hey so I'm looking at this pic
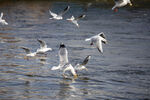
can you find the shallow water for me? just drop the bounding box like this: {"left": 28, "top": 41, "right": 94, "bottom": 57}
{"left": 0, "top": 1, "right": 150, "bottom": 100}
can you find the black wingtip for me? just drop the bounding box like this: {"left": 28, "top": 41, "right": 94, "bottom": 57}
{"left": 64, "top": 6, "right": 70, "bottom": 11}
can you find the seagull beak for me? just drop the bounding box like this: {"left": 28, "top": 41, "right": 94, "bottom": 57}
{"left": 74, "top": 74, "right": 78, "bottom": 78}
{"left": 129, "top": 3, "right": 132, "bottom": 6}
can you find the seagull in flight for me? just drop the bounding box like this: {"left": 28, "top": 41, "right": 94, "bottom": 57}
{"left": 21, "top": 47, "right": 37, "bottom": 57}
{"left": 85, "top": 32, "right": 108, "bottom": 53}
{"left": 49, "top": 6, "right": 70, "bottom": 20}
{"left": 75, "top": 55, "right": 91, "bottom": 71}
{"left": 66, "top": 14, "right": 86, "bottom": 28}
{"left": 51, "top": 43, "right": 77, "bottom": 78}
{"left": 0, "top": 12, "right": 8, "bottom": 25}
{"left": 36, "top": 39, "right": 52, "bottom": 53}
{"left": 112, "top": 0, "right": 132, "bottom": 12}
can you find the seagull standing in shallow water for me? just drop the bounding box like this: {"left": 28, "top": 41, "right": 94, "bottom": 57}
{"left": 0, "top": 12, "right": 8, "bottom": 25}
{"left": 66, "top": 15, "right": 86, "bottom": 28}
{"left": 49, "top": 6, "right": 70, "bottom": 20}
{"left": 36, "top": 39, "right": 52, "bottom": 53}
{"left": 112, "top": 0, "right": 132, "bottom": 12}
{"left": 21, "top": 47, "right": 37, "bottom": 57}
{"left": 85, "top": 32, "right": 108, "bottom": 53}
{"left": 51, "top": 43, "right": 77, "bottom": 78}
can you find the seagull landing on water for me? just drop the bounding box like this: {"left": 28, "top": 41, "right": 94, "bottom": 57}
{"left": 85, "top": 32, "right": 108, "bottom": 53}
{"left": 66, "top": 15, "right": 86, "bottom": 28}
{"left": 51, "top": 43, "right": 77, "bottom": 78}
{"left": 36, "top": 39, "right": 52, "bottom": 53}
{"left": 21, "top": 47, "right": 37, "bottom": 57}
{"left": 112, "top": 0, "right": 132, "bottom": 12}
{"left": 75, "top": 55, "right": 91, "bottom": 71}
{"left": 0, "top": 12, "right": 8, "bottom": 25}
{"left": 49, "top": 6, "right": 70, "bottom": 20}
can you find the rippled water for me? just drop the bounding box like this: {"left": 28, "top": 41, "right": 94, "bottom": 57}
{"left": 0, "top": 1, "right": 150, "bottom": 100}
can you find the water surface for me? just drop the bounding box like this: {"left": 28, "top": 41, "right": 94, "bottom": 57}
{"left": 0, "top": 0, "right": 150, "bottom": 100}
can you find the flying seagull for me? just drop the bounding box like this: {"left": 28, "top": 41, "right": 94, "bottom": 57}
{"left": 0, "top": 12, "right": 8, "bottom": 25}
{"left": 85, "top": 32, "right": 107, "bottom": 53}
{"left": 112, "top": 0, "right": 132, "bottom": 12}
{"left": 51, "top": 43, "right": 77, "bottom": 78}
{"left": 75, "top": 55, "right": 91, "bottom": 71}
{"left": 66, "top": 14, "right": 86, "bottom": 28}
{"left": 49, "top": 6, "right": 70, "bottom": 20}
{"left": 36, "top": 39, "right": 52, "bottom": 53}
{"left": 21, "top": 47, "right": 37, "bottom": 57}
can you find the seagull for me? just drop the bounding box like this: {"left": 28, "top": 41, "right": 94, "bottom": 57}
{"left": 0, "top": 12, "right": 8, "bottom": 25}
{"left": 49, "top": 6, "right": 70, "bottom": 20}
{"left": 112, "top": 0, "right": 132, "bottom": 12}
{"left": 51, "top": 43, "right": 77, "bottom": 78}
{"left": 66, "top": 15, "right": 86, "bottom": 28}
{"left": 21, "top": 47, "right": 37, "bottom": 57}
{"left": 75, "top": 55, "right": 91, "bottom": 71}
{"left": 36, "top": 39, "right": 52, "bottom": 53}
{"left": 85, "top": 32, "right": 107, "bottom": 53}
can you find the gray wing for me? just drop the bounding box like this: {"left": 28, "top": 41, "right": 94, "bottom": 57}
{"left": 21, "top": 47, "right": 31, "bottom": 54}
{"left": 81, "top": 55, "right": 91, "bottom": 66}
{"left": 37, "top": 39, "right": 46, "bottom": 48}
{"left": 114, "top": 0, "right": 124, "bottom": 4}
{"left": 75, "top": 14, "right": 86, "bottom": 20}
{"left": 59, "top": 6, "right": 70, "bottom": 16}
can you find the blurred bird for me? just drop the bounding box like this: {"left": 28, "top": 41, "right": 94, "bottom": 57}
{"left": 36, "top": 39, "right": 52, "bottom": 53}
{"left": 21, "top": 47, "right": 37, "bottom": 57}
{"left": 112, "top": 0, "right": 132, "bottom": 12}
{"left": 85, "top": 32, "right": 107, "bottom": 53}
{"left": 49, "top": 6, "right": 70, "bottom": 20}
{"left": 66, "top": 14, "right": 86, "bottom": 28}
{"left": 0, "top": 12, "right": 8, "bottom": 25}
{"left": 51, "top": 43, "right": 77, "bottom": 78}
{"left": 75, "top": 55, "right": 91, "bottom": 71}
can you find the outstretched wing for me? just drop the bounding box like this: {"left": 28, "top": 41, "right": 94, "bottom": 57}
{"left": 96, "top": 38, "right": 103, "bottom": 53}
{"left": 81, "top": 55, "right": 91, "bottom": 66}
{"left": 59, "top": 6, "right": 70, "bottom": 16}
{"left": 0, "top": 12, "right": 3, "bottom": 19}
{"left": 49, "top": 10, "right": 57, "bottom": 17}
{"left": 37, "top": 39, "right": 46, "bottom": 48}
{"left": 75, "top": 14, "right": 86, "bottom": 20}
{"left": 99, "top": 32, "right": 107, "bottom": 44}
{"left": 21, "top": 47, "right": 31, "bottom": 54}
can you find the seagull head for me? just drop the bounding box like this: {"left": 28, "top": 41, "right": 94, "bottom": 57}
{"left": 60, "top": 43, "right": 65, "bottom": 48}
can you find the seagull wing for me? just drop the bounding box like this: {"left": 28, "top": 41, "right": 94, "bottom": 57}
{"left": 37, "top": 39, "right": 46, "bottom": 48}
{"left": 21, "top": 47, "right": 31, "bottom": 54}
{"left": 96, "top": 38, "right": 103, "bottom": 53}
{"left": 49, "top": 10, "right": 57, "bottom": 17}
{"left": 0, "top": 12, "right": 3, "bottom": 19}
{"left": 59, "top": 6, "right": 70, "bottom": 16}
{"left": 99, "top": 32, "right": 107, "bottom": 44}
{"left": 75, "top": 14, "right": 86, "bottom": 20}
{"left": 81, "top": 55, "right": 91, "bottom": 66}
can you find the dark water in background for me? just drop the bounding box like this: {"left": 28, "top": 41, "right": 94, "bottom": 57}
{"left": 0, "top": 0, "right": 150, "bottom": 100}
